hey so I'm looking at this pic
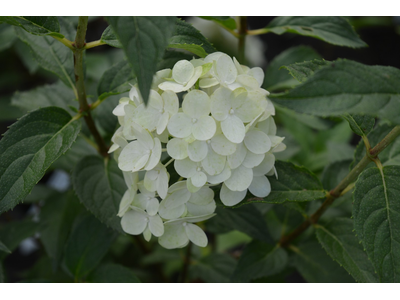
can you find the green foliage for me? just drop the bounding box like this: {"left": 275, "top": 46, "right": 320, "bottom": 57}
{"left": 353, "top": 166, "right": 400, "bottom": 282}
{"left": 0, "top": 24, "right": 17, "bottom": 52}
{"left": 106, "top": 16, "right": 176, "bottom": 104}
{"left": 265, "top": 16, "right": 367, "bottom": 48}
{"left": 0, "top": 16, "right": 61, "bottom": 37}
{"left": 0, "top": 240, "right": 11, "bottom": 253}
{"left": 199, "top": 16, "right": 237, "bottom": 30}
{"left": 100, "top": 26, "right": 122, "bottom": 48}
{"left": 72, "top": 156, "right": 126, "bottom": 232}
{"left": 315, "top": 218, "right": 379, "bottom": 283}
{"left": 189, "top": 253, "right": 237, "bottom": 283}
{"left": 64, "top": 213, "right": 118, "bottom": 280}
{"left": 232, "top": 242, "right": 288, "bottom": 282}
{"left": 168, "top": 19, "right": 216, "bottom": 57}
{"left": 88, "top": 263, "right": 140, "bottom": 283}
{"left": 321, "top": 159, "right": 353, "bottom": 190}
{"left": 0, "top": 107, "right": 80, "bottom": 214}
{"left": 271, "top": 59, "right": 400, "bottom": 125}
{"left": 342, "top": 114, "right": 375, "bottom": 137}
{"left": 282, "top": 59, "right": 330, "bottom": 83}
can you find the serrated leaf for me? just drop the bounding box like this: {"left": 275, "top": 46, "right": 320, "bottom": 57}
{"left": 100, "top": 26, "right": 122, "bottom": 48}
{"left": 342, "top": 114, "right": 375, "bottom": 137}
{"left": 14, "top": 17, "right": 76, "bottom": 90}
{"left": 276, "top": 106, "right": 332, "bottom": 131}
{"left": 157, "top": 50, "right": 193, "bottom": 70}
{"left": 199, "top": 16, "right": 237, "bottom": 30}
{"left": 88, "top": 263, "right": 140, "bottom": 283}
{"left": 0, "top": 240, "right": 11, "bottom": 253}
{"left": 292, "top": 240, "right": 355, "bottom": 283}
{"left": 316, "top": 218, "right": 379, "bottom": 283}
{"left": 97, "top": 59, "right": 136, "bottom": 101}
{"left": 282, "top": 59, "right": 330, "bottom": 83}
{"left": 353, "top": 166, "right": 400, "bottom": 282}
{"left": 64, "top": 213, "right": 117, "bottom": 280}
{"left": 0, "top": 24, "right": 17, "bottom": 52}
{"left": 190, "top": 253, "right": 237, "bottom": 283}
{"left": 168, "top": 19, "right": 216, "bottom": 57}
{"left": 72, "top": 156, "right": 126, "bottom": 232}
{"left": 0, "top": 16, "right": 61, "bottom": 37}
{"left": 264, "top": 16, "right": 367, "bottom": 48}
{"left": 207, "top": 204, "right": 273, "bottom": 243}
{"left": 11, "top": 81, "right": 77, "bottom": 113}
{"left": 264, "top": 45, "right": 322, "bottom": 92}
{"left": 270, "top": 59, "right": 400, "bottom": 124}
{"left": 0, "top": 107, "right": 81, "bottom": 214}
{"left": 231, "top": 242, "right": 288, "bottom": 283}
{"left": 106, "top": 16, "right": 176, "bottom": 104}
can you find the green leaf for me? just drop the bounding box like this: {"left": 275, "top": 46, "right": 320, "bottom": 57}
{"left": 190, "top": 253, "right": 237, "bottom": 283}
{"left": 264, "top": 16, "right": 367, "bottom": 48}
{"left": 282, "top": 59, "right": 330, "bottom": 83}
{"left": 276, "top": 106, "right": 332, "bottom": 131}
{"left": 0, "top": 16, "right": 61, "bottom": 37}
{"left": 88, "top": 263, "right": 140, "bottom": 283}
{"left": 292, "top": 240, "right": 355, "bottom": 282}
{"left": 0, "top": 219, "right": 40, "bottom": 259}
{"left": 11, "top": 81, "right": 77, "bottom": 113}
{"left": 40, "top": 192, "right": 83, "bottom": 271}
{"left": 342, "top": 114, "right": 375, "bottom": 137}
{"left": 321, "top": 159, "right": 353, "bottom": 190}
{"left": 353, "top": 166, "right": 400, "bottom": 282}
{"left": 0, "top": 262, "right": 4, "bottom": 283}
{"left": 100, "top": 26, "right": 122, "bottom": 48}
{"left": 315, "top": 218, "right": 379, "bottom": 283}
{"left": 14, "top": 39, "right": 40, "bottom": 74}
{"left": 14, "top": 17, "right": 76, "bottom": 90}
{"left": 64, "top": 213, "right": 117, "bottom": 280}
{"left": 106, "top": 16, "right": 176, "bottom": 104}
{"left": 207, "top": 204, "right": 273, "bottom": 243}
{"left": 92, "top": 94, "right": 121, "bottom": 137}
{"left": 0, "top": 240, "right": 11, "bottom": 253}
{"left": 199, "top": 16, "right": 237, "bottom": 30}
{"left": 0, "top": 107, "right": 81, "bottom": 214}
{"left": 97, "top": 59, "right": 136, "bottom": 101}
{"left": 168, "top": 19, "right": 216, "bottom": 58}
{"left": 72, "top": 156, "right": 126, "bottom": 232}
{"left": 0, "top": 24, "right": 17, "bottom": 52}
{"left": 264, "top": 46, "right": 322, "bottom": 92}
{"left": 157, "top": 50, "right": 193, "bottom": 70}
{"left": 231, "top": 242, "right": 288, "bottom": 283}
{"left": 270, "top": 59, "right": 400, "bottom": 125}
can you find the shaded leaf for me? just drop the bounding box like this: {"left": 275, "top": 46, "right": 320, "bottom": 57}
{"left": 88, "top": 263, "right": 140, "bottom": 283}
{"left": 321, "top": 159, "right": 353, "bottom": 190}
{"left": 190, "top": 253, "right": 237, "bottom": 283}
{"left": 0, "top": 240, "right": 11, "bottom": 253}
{"left": 282, "top": 59, "right": 330, "bottom": 83}
{"left": 199, "top": 16, "right": 237, "bottom": 30}
{"left": 100, "top": 26, "right": 122, "bottom": 48}
{"left": 0, "top": 16, "right": 61, "bottom": 37}
{"left": 343, "top": 113, "right": 375, "bottom": 137}
{"left": 0, "top": 24, "right": 17, "bottom": 52}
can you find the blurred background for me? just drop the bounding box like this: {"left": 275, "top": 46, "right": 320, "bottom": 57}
{"left": 1, "top": 16, "right": 400, "bottom": 282}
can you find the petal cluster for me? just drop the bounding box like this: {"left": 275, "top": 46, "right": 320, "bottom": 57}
{"left": 110, "top": 52, "right": 285, "bottom": 249}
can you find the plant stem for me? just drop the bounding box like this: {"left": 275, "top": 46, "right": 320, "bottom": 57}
{"left": 180, "top": 242, "right": 192, "bottom": 283}
{"left": 85, "top": 40, "right": 106, "bottom": 49}
{"left": 73, "top": 17, "right": 109, "bottom": 157}
{"left": 237, "top": 16, "right": 247, "bottom": 64}
{"left": 51, "top": 36, "right": 75, "bottom": 50}
{"left": 247, "top": 28, "right": 270, "bottom": 36}
{"left": 279, "top": 125, "right": 400, "bottom": 247}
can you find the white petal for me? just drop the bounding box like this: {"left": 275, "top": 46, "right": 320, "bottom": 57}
{"left": 121, "top": 210, "right": 147, "bottom": 235}
{"left": 220, "top": 183, "right": 247, "bottom": 206}
{"left": 148, "top": 214, "right": 164, "bottom": 237}
{"left": 253, "top": 152, "right": 275, "bottom": 176}
{"left": 148, "top": 89, "right": 163, "bottom": 110}
{"left": 158, "top": 203, "right": 186, "bottom": 220}
{"left": 234, "top": 97, "right": 262, "bottom": 123}
{"left": 192, "top": 116, "right": 216, "bottom": 141}
{"left": 242, "top": 151, "right": 265, "bottom": 168}
{"left": 199, "top": 77, "right": 219, "bottom": 88}
{"left": 215, "top": 55, "right": 237, "bottom": 85}
{"left": 174, "top": 158, "right": 197, "bottom": 178}
{"left": 167, "top": 181, "right": 187, "bottom": 194}
{"left": 210, "top": 87, "right": 231, "bottom": 121}
{"left": 108, "top": 143, "right": 120, "bottom": 153}
{"left": 129, "top": 86, "right": 142, "bottom": 105}
{"left": 156, "top": 169, "right": 169, "bottom": 199}
{"left": 244, "top": 130, "right": 271, "bottom": 154}
{"left": 187, "top": 201, "right": 216, "bottom": 217}
{"left": 182, "top": 66, "right": 202, "bottom": 90}
{"left": 158, "top": 223, "right": 188, "bottom": 249}
{"left": 224, "top": 165, "right": 253, "bottom": 191}
{"left": 190, "top": 171, "right": 207, "bottom": 187}
{"left": 211, "top": 134, "right": 237, "bottom": 156}
{"left": 272, "top": 142, "right": 286, "bottom": 153}
{"left": 167, "top": 113, "right": 193, "bottom": 138}
{"left": 227, "top": 142, "right": 247, "bottom": 169}
{"left": 187, "top": 140, "right": 208, "bottom": 162}
{"left": 182, "top": 90, "right": 211, "bottom": 118}
{"left": 184, "top": 223, "right": 208, "bottom": 247}
{"left": 133, "top": 104, "right": 160, "bottom": 132}
{"left": 145, "top": 138, "right": 162, "bottom": 170}
{"left": 132, "top": 193, "right": 149, "bottom": 210}
{"left": 248, "top": 67, "right": 264, "bottom": 87}
{"left": 167, "top": 138, "right": 188, "bottom": 160}
{"left": 270, "top": 136, "right": 285, "bottom": 148}
{"left": 177, "top": 213, "right": 216, "bottom": 223}
{"left": 189, "top": 186, "right": 214, "bottom": 205}
{"left": 123, "top": 171, "right": 138, "bottom": 190}
{"left": 112, "top": 98, "right": 129, "bottom": 116}
{"left": 158, "top": 81, "right": 185, "bottom": 93}
{"left": 201, "top": 146, "right": 226, "bottom": 176}
{"left": 221, "top": 115, "right": 245, "bottom": 143}
{"left": 133, "top": 124, "right": 154, "bottom": 149}
{"left": 173, "top": 60, "right": 194, "bottom": 84}
{"left": 162, "top": 90, "right": 179, "bottom": 115}
{"left": 249, "top": 175, "right": 271, "bottom": 197}
{"left": 118, "top": 141, "right": 149, "bottom": 172}
{"left": 186, "top": 178, "right": 202, "bottom": 193}
{"left": 236, "top": 74, "right": 260, "bottom": 90}
{"left": 144, "top": 171, "right": 157, "bottom": 192}
{"left": 118, "top": 189, "right": 135, "bottom": 217}
{"left": 143, "top": 227, "right": 152, "bottom": 242}
{"left": 257, "top": 116, "right": 277, "bottom": 135}
{"left": 206, "top": 164, "right": 232, "bottom": 184}
{"left": 156, "top": 112, "right": 170, "bottom": 135}
{"left": 146, "top": 198, "right": 160, "bottom": 216}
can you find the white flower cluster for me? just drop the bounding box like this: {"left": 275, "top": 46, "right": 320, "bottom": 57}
{"left": 110, "top": 52, "right": 285, "bottom": 249}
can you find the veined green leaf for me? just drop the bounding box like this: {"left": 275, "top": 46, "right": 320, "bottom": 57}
{"left": 353, "top": 166, "right": 400, "bottom": 282}
{"left": 316, "top": 218, "right": 379, "bottom": 283}
{"left": 72, "top": 156, "right": 126, "bottom": 232}
{"left": 0, "top": 16, "right": 61, "bottom": 37}
{"left": 342, "top": 114, "right": 375, "bottom": 137}
{"left": 88, "top": 263, "right": 140, "bottom": 283}
{"left": 231, "top": 242, "right": 288, "bottom": 283}
{"left": 270, "top": 59, "right": 400, "bottom": 125}
{"left": 189, "top": 253, "right": 237, "bottom": 283}
{"left": 264, "top": 16, "right": 367, "bottom": 48}
{"left": 321, "top": 159, "right": 352, "bottom": 190}
{"left": 282, "top": 59, "right": 330, "bottom": 83}
{"left": 199, "top": 16, "right": 237, "bottom": 30}
{"left": 0, "top": 24, "right": 17, "bottom": 52}
{"left": 100, "top": 26, "right": 122, "bottom": 48}
{"left": 0, "top": 107, "right": 80, "bottom": 214}
{"left": 106, "top": 16, "right": 176, "bottom": 104}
